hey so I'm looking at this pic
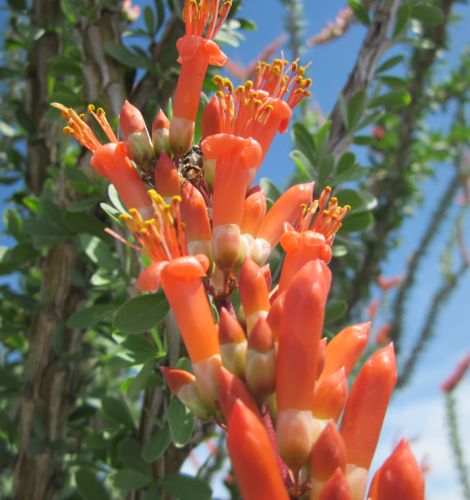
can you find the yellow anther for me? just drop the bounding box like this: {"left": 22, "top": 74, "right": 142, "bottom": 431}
{"left": 87, "top": 104, "right": 96, "bottom": 113}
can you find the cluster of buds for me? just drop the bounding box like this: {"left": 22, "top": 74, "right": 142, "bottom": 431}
{"left": 53, "top": 1, "right": 425, "bottom": 498}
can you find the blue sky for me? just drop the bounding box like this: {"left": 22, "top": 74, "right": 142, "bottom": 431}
{"left": 1, "top": 1, "right": 469, "bottom": 497}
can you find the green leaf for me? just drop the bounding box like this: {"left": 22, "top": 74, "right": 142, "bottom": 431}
{"left": 158, "top": 474, "right": 212, "bottom": 500}
{"left": 117, "top": 438, "right": 151, "bottom": 474}
{"left": 142, "top": 424, "right": 171, "bottom": 463}
{"left": 0, "top": 244, "right": 37, "bottom": 275}
{"left": 113, "top": 293, "right": 169, "bottom": 334}
{"left": 393, "top": 4, "right": 411, "bottom": 38}
{"left": 127, "top": 359, "right": 157, "bottom": 397}
{"left": 154, "top": 0, "right": 165, "bottom": 31}
{"left": 348, "top": 0, "right": 370, "bottom": 25}
{"left": 167, "top": 398, "right": 194, "bottom": 447}
{"left": 411, "top": 5, "right": 444, "bottom": 26}
{"left": 289, "top": 150, "right": 314, "bottom": 179}
{"left": 114, "top": 469, "right": 152, "bottom": 491}
{"left": 81, "top": 235, "right": 120, "bottom": 273}
{"left": 335, "top": 189, "right": 377, "bottom": 213}
{"left": 369, "top": 91, "right": 411, "bottom": 108}
{"left": 325, "top": 299, "right": 348, "bottom": 322}
{"left": 105, "top": 42, "right": 150, "bottom": 70}
{"left": 376, "top": 55, "right": 404, "bottom": 74}
{"left": 76, "top": 468, "right": 110, "bottom": 500}
{"left": 144, "top": 6, "right": 156, "bottom": 34}
{"left": 102, "top": 396, "right": 135, "bottom": 429}
{"left": 318, "top": 154, "right": 335, "bottom": 187}
{"left": 292, "top": 122, "right": 316, "bottom": 164}
{"left": 313, "top": 121, "right": 331, "bottom": 159}
{"left": 377, "top": 75, "right": 408, "bottom": 90}
{"left": 67, "top": 304, "right": 115, "bottom": 329}
{"left": 346, "top": 90, "right": 367, "bottom": 132}
{"left": 108, "top": 184, "right": 127, "bottom": 214}
{"left": 340, "top": 211, "right": 374, "bottom": 233}
{"left": 65, "top": 211, "right": 107, "bottom": 237}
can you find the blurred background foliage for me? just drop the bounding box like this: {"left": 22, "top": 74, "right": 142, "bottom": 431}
{"left": 0, "top": 0, "right": 469, "bottom": 498}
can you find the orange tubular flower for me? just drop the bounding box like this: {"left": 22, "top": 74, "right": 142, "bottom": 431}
{"left": 238, "top": 257, "right": 270, "bottom": 332}
{"left": 170, "top": 0, "right": 232, "bottom": 156}
{"left": 52, "top": 102, "right": 152, "bottom": 217}
{"left": 210, "top": 59, "right": 312, "bottom": 171}
{"left": 251, "top": 182, "right": 314, "bottom": 265}
{"left": 321, "top": 322, "right": 370, "bottom": 380}
{"left": 340, "top": 343, "right": 397, "bottom": 497}
{"left": 369, "top": 440, "right": 425, "bottom": 500}
{"left": 201, "top": 134, "right": 261, "bottom": 269}
{"left": 160, "top": 257, "right": 221, "bottom": 408}
{"left": 250, "top": 58, "right": 312, "bottom": 164}
{"left": 276, "top": 260, "right": 331, "bottom": 471}
{"left": 278, "top": 186, "right": 350, "bottom": 291}
{"left": 120, "top": 191, "right": 219, "bottom": 408}
{"left": 227, "top": 400, "right": 289, "bottom": 500}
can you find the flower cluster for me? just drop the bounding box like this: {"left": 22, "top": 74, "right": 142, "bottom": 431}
{"left": 54, "top": 1, "right": 425, "bottom": 498}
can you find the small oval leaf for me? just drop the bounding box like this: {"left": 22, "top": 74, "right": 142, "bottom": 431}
{"left": 113, "top": 293, "right": 169, "bottom": 334}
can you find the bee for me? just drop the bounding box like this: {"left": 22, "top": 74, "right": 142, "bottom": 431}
{"left": 178, "top": 143, "right": 204, "bottom": 184}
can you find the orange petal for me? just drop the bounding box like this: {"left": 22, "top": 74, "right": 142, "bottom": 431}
{"left": 340, "top": 343, "right": 397, "bottom": 469}
{"left": 219, "top": 367, "right": 260, "bottom": 421}
{"left": 160, "top": 257, "right": 218, "bottom": 363}
{"left": 321, "top": 322, "right": 370, "bottom": 379}
{"left": 312, "top": 368, "right": 347, "bottom": 422}
{"left": 370, "top": 439, "right": 425, "bottom": 500}
{"left": 318, "top": 468, "right": 352, "bottom": 500}
{"left": 154, "top": 152, "right": 180, "bottom": 197}
{"left": 257, "top": 182, "right": 314, "bottom": 248}
{"left": 276, "top": 260, "right": 331, "bottom": 411}
{"left": 311, "top": 422, "right": 347, "bottom": 482}
{"left": 241, "top": 186, "right": 267, "bottom": 236}
{"left": 119, "top": 99, "right": 147, "bottom": 138}
{"left": 227, "top": 400, "right": 289, "bottom": 500}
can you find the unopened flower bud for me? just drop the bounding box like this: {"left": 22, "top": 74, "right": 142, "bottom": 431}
{"left": 313, "top": 367, "right": 347, "bottom": 422}
{"left": 170, "top": 116, "right": 194, "bottom": 157}
{"left": 152, "top": 109, "right": 170, "bottom": 154}
{"left": 218, "top": 308, "right": 247, "bottom": 378}
{"left": 202, "top": 95, "right": 222, "bottom": 140}
{"left": 246, "top": 317, "right": 275, "bottom": 401}
{"left": 276, "top": 409, "right": 315, "bottom": 472}
{"left": 212, "top": 224, "right": 241, "bottom": 270}
{"left": 192, "top": 354, "right": 222, "bottom": 411}
{"left": 154, "top": 151, "right": 180, "bottom": 198}
{"left": 161, "top": 367, "right": 211, "bottom": 419}
{"left": 238, "top": 257, "right": 270, "bottom": 333}
{"left": 119, "top": 100, "right": 147, "bottom": 138}
{"left": 128, "top": 131, "right": 155, "bottom": 174}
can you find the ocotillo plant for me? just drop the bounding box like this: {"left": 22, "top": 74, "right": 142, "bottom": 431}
{"left": 51, "top": 1, "right": 426, "bottom": 498}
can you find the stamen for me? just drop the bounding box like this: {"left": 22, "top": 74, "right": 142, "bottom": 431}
{"left": 295, "top": 187, "right": 350, "bottom": 244}
{"left": 119, "top": 190, "right": 188, "bottom": 263}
